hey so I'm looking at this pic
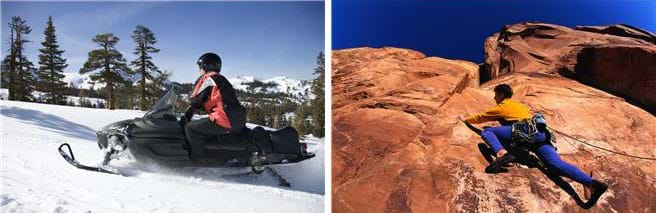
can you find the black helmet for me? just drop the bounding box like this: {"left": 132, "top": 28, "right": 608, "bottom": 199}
{"left": 197, "top": 52, "right": 222, "bottom": 72}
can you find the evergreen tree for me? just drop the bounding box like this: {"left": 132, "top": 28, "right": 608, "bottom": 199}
{"left": 36, "top": 16, "right": 68, "bottom": 104}
{"left": 77, "top": 89, "right": 88, "bottom": 107}
{"left": 114, "top": 81, "right": 136, "bottom": 109}
{"left": 1, "top": 16, "right": 36, "bottom": 101}
{"left": 250, "top": 106, "right": 267, "bottom": 125}
{"left": 310, "top": 52, "right": 325, "bottom": 137}
{"left": 0, "top": 55, "right": 8, "bottom": 88}
{"left": 80, "top": 33, "right": 133, "bottom": 109}
{"left": 11, "top": 55, "right": 37, "bottom": 102}
{"left": 279, "top": 113, "right": 289, "bottom": 127}
{"left": 293, "top": 102, "right": 311, "bottom": 136}
{"left": 130, "top": 25, "right": 160, "bottom": 110}
{"left": 147, "top": 70, "right": 170, "bottom": 107}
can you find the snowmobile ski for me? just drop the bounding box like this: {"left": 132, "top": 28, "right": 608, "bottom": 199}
{"left": 58, "top": 143, "right": 122, "bottom": 175}
{"left": 265, "top": 167, "right": 291, "bottom": 187}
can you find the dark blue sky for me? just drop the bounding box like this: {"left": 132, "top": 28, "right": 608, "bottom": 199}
{"left": 2, "top": 1, "right": 324, "bottom": 83}
{"left": 333, "top": 0, "right": 656, "bottom": 63}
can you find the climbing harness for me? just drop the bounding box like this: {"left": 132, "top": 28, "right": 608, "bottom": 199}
{"left": 510, "top": 113, "right": 548, "bottom": 147}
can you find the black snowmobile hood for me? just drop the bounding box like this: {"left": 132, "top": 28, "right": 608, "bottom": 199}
{"left": 96, "top": 86, "right": 182, "bottom": 148}
{"left": 97, "top": 119, "right": 133, "bottom": 149}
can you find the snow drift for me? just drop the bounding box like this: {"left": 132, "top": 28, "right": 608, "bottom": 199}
{"left": 1, "top": 100, "right": 324, "bottom": 212}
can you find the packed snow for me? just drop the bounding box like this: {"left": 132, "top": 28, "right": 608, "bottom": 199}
{"left": 0, "top": 100, "right": 324, "bottom": 212}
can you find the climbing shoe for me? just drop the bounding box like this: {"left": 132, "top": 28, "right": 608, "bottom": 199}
{"left": 585, "top": 179, "right": 608, "bottom": 208}
{"left": 485, "top": 153, "right": 515, "bottom": 173}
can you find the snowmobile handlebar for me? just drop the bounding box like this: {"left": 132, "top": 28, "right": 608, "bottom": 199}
{"left": 183, "top": 106, "right": 194, "bottom": 121}
{"left": 178, "top": 106, "right": 194, "bottom": 127}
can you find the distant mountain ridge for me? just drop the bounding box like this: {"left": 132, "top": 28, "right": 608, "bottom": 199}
{"left": 63, "top": 73, "right": 314, "bottom": 102}
{"left": 229, "top": 75, "right": 314, "bottom": 102}
{"left": 62, "top": 73, "right": 105, "bottom": 90}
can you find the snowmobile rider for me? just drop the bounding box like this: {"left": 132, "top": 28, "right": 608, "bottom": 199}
{"left": 181, "top": 53, "right": 266, "bottom": 165}
{"left": 458, "top": 84, "right": 607, "bottom": 206}
{"left": 182, "top": 52, "right": 245, "bottom": 134}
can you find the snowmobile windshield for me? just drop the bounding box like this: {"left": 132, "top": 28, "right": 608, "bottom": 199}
{"left": 144, "top": 87, "right": 179, "bottom": 120}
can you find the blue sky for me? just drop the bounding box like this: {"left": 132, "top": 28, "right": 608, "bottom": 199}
{"left": 1, "top": 1, "right": 324, "bottom": 83}
{"left": 333, "top": 0, "right": 656, "bottom": 63}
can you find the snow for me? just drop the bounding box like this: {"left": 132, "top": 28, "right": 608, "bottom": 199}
{"left": 64, "top": 96, "right": 106, "bottom": 107}
{"left": 60, "top": 73, "right": 314, "bottom": 102}
{"left": 228, "top": 76, "right": 314, "bottom": 100}
{"left": 62, "top": 72, "right": 105, "bottom": 90}
{"left": 30, "top": 91, "right": 106, "bottom": 107}
{"left": 0, "top": 100, "right": 324, "bottom": 212}
{"left": 0, "top": 89, "right": 7, "bottom": 100}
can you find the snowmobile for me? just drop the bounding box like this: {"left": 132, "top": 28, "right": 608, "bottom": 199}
{"left": 58, "top": 86, "right": 315, "bottom": 184}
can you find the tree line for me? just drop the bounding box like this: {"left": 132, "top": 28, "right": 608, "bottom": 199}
{"left": 1, "top": 15, "right": 324, "bottom": 137}
{"left": 250, "top": 52, "right": 324, "bottom": 137}
{"left": 1, "top": 16, "right": 167, "bottom": 110}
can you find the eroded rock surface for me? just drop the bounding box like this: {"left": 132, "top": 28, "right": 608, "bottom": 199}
{"left": 482, "top": 22, "right": 656, "bottom": 114}
{"left": 332, "top": 47, "right": 656, "bottom": 213}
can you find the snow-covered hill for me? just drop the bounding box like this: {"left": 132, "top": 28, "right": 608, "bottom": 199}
{"left": 62, "top": 73, "right": 314, "bottom": 101}
{"left": 62, "top": 73, "right": 105, "bottom": 90}
{"left": 0, "top": 100, "right": 324, "bottom": 212}
{"left": 31, "top": 91, "right": 107, "bottom": 108}
{"left": 229, "top": 76, "right": 314, "bottom": 100}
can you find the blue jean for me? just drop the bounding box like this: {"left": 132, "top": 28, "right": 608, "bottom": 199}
{"left": 481, "top": 125, "right": 593, "bottom": 185}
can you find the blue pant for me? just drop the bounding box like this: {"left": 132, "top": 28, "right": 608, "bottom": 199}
{"left": 481, "top": 125, "right": 593, "bottom": 185}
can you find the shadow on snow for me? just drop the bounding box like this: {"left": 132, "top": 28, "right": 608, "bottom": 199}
{"left": 1, "top": 106, "right": 96, "bottom": 141}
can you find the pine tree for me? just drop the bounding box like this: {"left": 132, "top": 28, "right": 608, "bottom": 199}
{"left": 114, "top": 81, "right": 135, "bottom": 109}
{"left": 80, "top": 33, "right": 133, "bottom": 109}
{"left": 18, "top": 56, "right": 36, "bottom": 102}
{"left": 130, "top": 25, "right": 160, "bottom": 110}
{"left": 1, "top": 16, "right": 36, "bottom": 101}
{"left": 0, "top": 55, "right": 8, "bottom": 88}
{"left": 147, "top": 70, "right": 170, "bottom": 107}
{"left": 78, "top": 89, "right": 88, "bottom": 107}
{"left": 279, "top": 113, "right": 289, "bottom": 127}
{"left": 36, "top": 16, "right": 68, "bottom": 104}
{"left": 310, "top": 52, "right": 325, "bottom": 137}
{"left": 293, "top": 102, "right": 311, "bottom": 136}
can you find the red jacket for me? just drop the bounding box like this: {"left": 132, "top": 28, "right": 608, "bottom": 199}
{"left": 191, "top": 72, "right": 232, "bottom": 129}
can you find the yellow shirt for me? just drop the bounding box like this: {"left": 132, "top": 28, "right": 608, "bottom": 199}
{"left": 465, "top": 99, "right": 532, "bottom": 124}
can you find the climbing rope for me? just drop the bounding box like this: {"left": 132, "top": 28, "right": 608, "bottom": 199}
{"left": 547, "top": 127, "right": 656, "bottom": 161}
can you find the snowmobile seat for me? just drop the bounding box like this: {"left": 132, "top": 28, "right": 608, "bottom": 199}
{"left": 250, "top": 127, "right": 274, "bottom": 153}
{"left": 270, "top": 126, "right": 301, "bottom": 154}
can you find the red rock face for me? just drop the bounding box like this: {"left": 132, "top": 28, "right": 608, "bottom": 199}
{"left": 332, "top": 47, "right": 656, "bottom": 212}
{"left": 482, "top": 22, "right": 656, "bottom": 114}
